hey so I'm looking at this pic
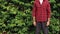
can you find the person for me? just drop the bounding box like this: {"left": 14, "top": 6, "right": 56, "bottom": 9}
{"left": 32, "top": 0, "right": 51, "bottom": 34}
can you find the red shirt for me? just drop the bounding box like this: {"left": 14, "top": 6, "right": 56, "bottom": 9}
{"left": 32, "top": 0, "right": 51, "bottom": 22}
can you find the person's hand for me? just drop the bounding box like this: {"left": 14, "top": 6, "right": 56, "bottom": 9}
{"left": 33, "top": 17, "right": 36, "bottom": 26}
{"left": 33, "top": 21, "right": 36, "bottom": 26}
{"left": 46, "top": 18, "right": 50, "bottom": 26}
{"left": 46, "top": 21, "right": 50, "bottom": 26}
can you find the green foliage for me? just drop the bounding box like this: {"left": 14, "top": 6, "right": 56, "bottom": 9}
{"left": 0, "top": 0, "right": 60, "bottom": 34}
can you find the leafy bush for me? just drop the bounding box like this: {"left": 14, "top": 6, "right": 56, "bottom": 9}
{"left": 0, "top": 0, "right": 60, "bottom": 34}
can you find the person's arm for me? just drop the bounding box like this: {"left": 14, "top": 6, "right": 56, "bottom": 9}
{"left": 46, "top": 1, "right": 51, "bottom": 26}
{"left": 32, "top": 2, "right": 36, "bottom": 26}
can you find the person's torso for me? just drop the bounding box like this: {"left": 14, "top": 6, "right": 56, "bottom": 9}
{"left": 35, "top": 0, "right": 48, "bottom": 22}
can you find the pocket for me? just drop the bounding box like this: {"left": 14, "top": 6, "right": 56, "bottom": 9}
{"left": 43, "top": 5, "right": 46, "bottom": 7}
{"left": 36, "top": 3, "right": 41, "bottom": 7}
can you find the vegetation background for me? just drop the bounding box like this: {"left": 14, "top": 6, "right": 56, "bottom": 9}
{"left": 0, "top": 0, "right": 60, "bottom": 34}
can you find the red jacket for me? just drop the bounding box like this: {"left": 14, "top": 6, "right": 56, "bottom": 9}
{"left": 32, "top": 0, "right": 51, "bottom": 22}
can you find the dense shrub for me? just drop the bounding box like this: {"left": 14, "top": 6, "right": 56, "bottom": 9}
{"left": 0, "top": 0, "right": 60, "bottom": 34}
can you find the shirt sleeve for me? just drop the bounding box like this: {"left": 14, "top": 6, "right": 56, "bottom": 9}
{"left": 46, "top": 1, "right": 51, "bottom": 18}
{"left": 32, "top": 2, "right": 36, "bottom": 17}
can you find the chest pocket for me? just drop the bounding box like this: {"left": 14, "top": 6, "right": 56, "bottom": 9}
{"left": 42, "top": 5, "right": 47, "bottom": 8}
{"left": 35, "top": 2, "right": 41, "bottom": 8}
